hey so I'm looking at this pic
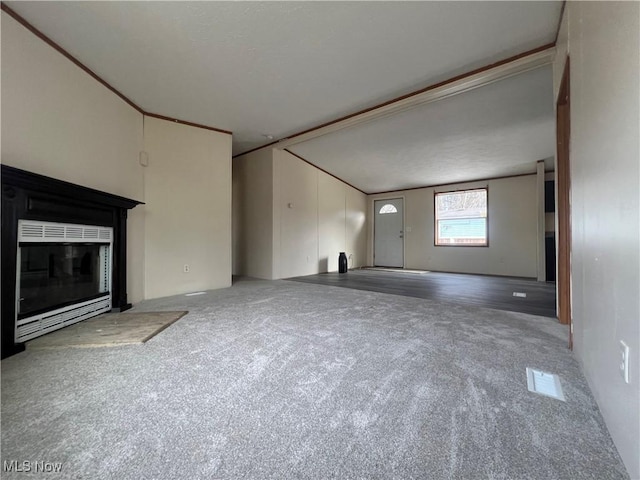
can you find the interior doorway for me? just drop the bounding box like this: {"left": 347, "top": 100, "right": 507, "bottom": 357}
{"left": 374, "top": 198, "right": 404, "bottom": 268}
{"left": 556, "top": 58, "right": 572, "bottom": 348}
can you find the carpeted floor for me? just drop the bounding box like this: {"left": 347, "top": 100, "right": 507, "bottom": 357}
{"left": 0, "top": 278, "right": 629, "bottom": 479}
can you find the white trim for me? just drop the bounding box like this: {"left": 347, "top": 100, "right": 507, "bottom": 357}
{"left": 18, "top": 220, "right": 113, "bottom": 244}
{"left": 16, "top": 295, "right": 111, "bottom": 342}
{"left": 378, "top": 204, "right": 398, "bottom": 214}
{"left": 373, "top": 197, "right": 405, "bottom": 268}
{"left": 99, "top": 245, "right": 112, "bottom": 292}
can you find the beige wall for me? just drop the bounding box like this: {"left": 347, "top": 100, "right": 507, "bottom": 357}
{"left": 143, "top": 117, "right": 232, "bottom": 299}
{"left": 552, "top": 7, "right": 569, "bottom": 102}
{"left": 554, "top": 3, "right": 640, "bottom": 477}
{"left": 346, "top": 185, "right": 368, "bottom": 269}
{"left": 1, "top": 12, "right": 146, "bottom": 302}
{"left": 318, "top": 169, "right": 367, "bottom": 272}
{"left": 234, "top": 148, "right": 367, "bottom": 279}
{"left": 274, "top": 150, "right": 320, "bottom": 278}
{"left": 232, "top": 149, "right": 274, "bottom": 279}
{"left": 367, "top": 175, "right": 538, "bottom": 277}
{"left": 274, "top": 150, "right": 368, "bottom": 278}
{"left": 318, "top": 172, "right": 346, "bottom": 273}
{"left": 2, "top": 13, "right": 233, "bottom": 303}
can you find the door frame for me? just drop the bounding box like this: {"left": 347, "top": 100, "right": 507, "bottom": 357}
{"left": 373, "top": 197, "right": 405, "bottom": 268}
{"left": 556, "top": 57, "right": 572, "bottom": 349}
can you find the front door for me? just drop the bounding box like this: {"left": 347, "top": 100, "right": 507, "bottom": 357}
{"left": 374, "top": 198, "right": 404, "bottom": 267}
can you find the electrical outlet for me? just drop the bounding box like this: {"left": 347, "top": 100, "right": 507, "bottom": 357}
{"left": 620, "top": 341, "right": 630, "bottom": 384}
{"left": 183, "top": 264, "right": 190, "bottom": 273}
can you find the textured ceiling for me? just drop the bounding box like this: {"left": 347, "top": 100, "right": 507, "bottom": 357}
{"left": 290, "top": 66, "right": 555, "bottom": 193}
{"left": 4, "top": 1, "right": 561, "bottom": 190}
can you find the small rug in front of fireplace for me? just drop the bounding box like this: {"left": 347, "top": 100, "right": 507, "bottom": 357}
{"left": 25, "top": 311, "right": 188, "bottom": 350}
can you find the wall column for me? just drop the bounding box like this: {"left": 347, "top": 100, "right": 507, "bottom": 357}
{"left": 536, "top": 161, "right": 546, "bottom": 281}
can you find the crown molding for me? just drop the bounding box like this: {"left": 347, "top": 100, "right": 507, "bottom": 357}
{"left": 1, "top": 2, "right": 232, "bottom": 136}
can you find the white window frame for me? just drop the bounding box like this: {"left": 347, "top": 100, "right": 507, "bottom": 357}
{"left": 434, "top": 187, "right": 488, "bottom": 247}
{"left": 378, "top": 204, "right": 398, "bottom": 214}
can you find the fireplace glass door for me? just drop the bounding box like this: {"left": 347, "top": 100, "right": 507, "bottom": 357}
{"left": 18, "top": 243, "right": 110, "bottom": 318}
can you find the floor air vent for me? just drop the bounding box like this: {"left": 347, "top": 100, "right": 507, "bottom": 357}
{"left": 526, "top": 368, "right": 566, "bottom": 401}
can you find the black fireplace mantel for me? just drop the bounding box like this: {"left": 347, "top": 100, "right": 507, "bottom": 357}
{"left": 1, "top": 164, "right": 143, "bottom": 359}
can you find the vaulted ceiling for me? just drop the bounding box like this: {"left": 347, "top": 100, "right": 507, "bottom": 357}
{"left": 4, "top": 1, "right": 563, "bottom": 193}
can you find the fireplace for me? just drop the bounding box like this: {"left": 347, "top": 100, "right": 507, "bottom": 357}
{"left": 16, "top": 220, "right": 114, "bottom": 342}
{"left": 1, "top": 165, "right": 142, "bottom": 358}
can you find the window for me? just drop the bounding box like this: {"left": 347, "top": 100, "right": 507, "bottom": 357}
{"left": 435, "top": 188, "right": 487, "bottom": 246}
{"left": 378, "top": 204, "right": 398, "bottom": 214}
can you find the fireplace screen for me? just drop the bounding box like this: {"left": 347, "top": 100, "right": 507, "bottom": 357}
{"left": 18, "top": 244, "right": 110, "bottom": 318}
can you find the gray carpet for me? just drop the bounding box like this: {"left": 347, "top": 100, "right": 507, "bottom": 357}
{"left": 1, "top": 278, "right": 628, "bottom": 479}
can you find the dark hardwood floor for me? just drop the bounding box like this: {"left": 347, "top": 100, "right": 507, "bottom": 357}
{"left": 289, "top": 269, "right": 557, "bottom": 318}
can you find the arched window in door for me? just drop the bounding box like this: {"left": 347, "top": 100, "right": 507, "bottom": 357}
{"left": 378, "top": 204, "right": 398, "bottom": 214}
